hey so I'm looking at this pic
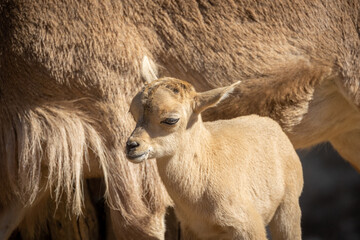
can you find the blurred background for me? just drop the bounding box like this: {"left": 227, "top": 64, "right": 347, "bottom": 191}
{"left": 299, "top": 143, "right": 360, "bottom": 240}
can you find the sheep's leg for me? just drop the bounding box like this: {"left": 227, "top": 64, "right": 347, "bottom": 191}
{"left": 109, "top": 208, "right": 166, "bottom": 240}
{"left": 231, "top": 220, "right": 268, "bottom": 239}
{"left": 180, "top": 224, "right": 200, "bottom": 240}
{"left": 226, "top": 207, "right": 268, "bottom": 240}
{"left": 268, "top": 197, "right": 302, "bottom": 240}
{"left": 330, "top": 129, "right": 360, "bottom": 172}
{"left": 0, "top": 201, "right": 26, "bottom": 240}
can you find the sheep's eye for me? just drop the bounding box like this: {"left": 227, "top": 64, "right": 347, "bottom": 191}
{"left": 161, "top": 118, "right": 179, "bottom": 125}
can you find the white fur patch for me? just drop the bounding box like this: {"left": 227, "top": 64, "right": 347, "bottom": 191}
{"left": 219, "top": 81, "right": 241, "bottom": 102}
{"left": 141, "top": 55, "right": 158, "bottom": 82}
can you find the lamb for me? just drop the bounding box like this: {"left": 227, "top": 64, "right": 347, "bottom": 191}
{"left": 125, "top": 77, "right": 303, "bottom": 240}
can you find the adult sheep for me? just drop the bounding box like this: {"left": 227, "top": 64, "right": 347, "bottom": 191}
{"left": 0, "top": 0, "right": 359, "bottom": 239}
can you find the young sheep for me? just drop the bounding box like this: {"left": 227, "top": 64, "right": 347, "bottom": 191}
{"left": 126, "top": 77, "right": 303, "bottom": 240}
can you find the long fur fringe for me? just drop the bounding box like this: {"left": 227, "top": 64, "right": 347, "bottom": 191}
{"left": 0, "top": 93, "right": 171, "bottom": 238}
{"left": 0, "top": 100, "right": 110, "bottom": 215}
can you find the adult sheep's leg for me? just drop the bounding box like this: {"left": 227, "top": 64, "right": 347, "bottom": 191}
{"left": 180, "top": 224, "right": 200, "bottom": 240}
{"left": 46, "top": 181, "right": 99, "bottom": 240}
{"left": 97, "top": 100, "right": 172, "bottom": 240}
{"left": 268, "top": 197, "right": 302, "bottom": 240}
{"left": 1, "top": 188, "right": 50, "bottom": 239}
{"left": 106, "top": 152, "right": 170, "bottom": 240}
{"left": 0, "top": 201, "right": 26, "bottom": 240}
{"left": 330, "top": 130, "right": 360, "bottom": 172}
{"left": 330, "top": 70, "right": 360, "bottom": 169}
{"left": 109, "top": 208, "right": 166, "bottom": 240}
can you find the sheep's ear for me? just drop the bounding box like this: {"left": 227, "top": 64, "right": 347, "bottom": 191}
{"left": 141, "top": 55, "right": 158, "bottom": 82}
{"left": 194, "top": 81, "right": 241, "bottom": 113}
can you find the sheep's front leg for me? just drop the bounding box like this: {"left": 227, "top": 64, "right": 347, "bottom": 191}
{"left": 330, "top": 129, "right": 360, "bottom": 172}
{"left": 225, "top": 206, "right": 268, "bottom": 240}
{"left": 268, "top": 197, "right": 302, "bottom": 240}
{"left": 0, "top": 201, "right": 26, "bottom": 239}
{"left": 180, "top": 224, "right": 201, "bottom": 240}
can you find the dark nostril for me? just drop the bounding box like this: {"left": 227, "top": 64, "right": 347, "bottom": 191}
{"left": 126, "top": 140, "right": 139, "bottom": 150}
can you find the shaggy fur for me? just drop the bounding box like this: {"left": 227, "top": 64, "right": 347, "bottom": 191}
{"left": 0, "top": 0, "right": 359, "bottom": 238}
{"left": 0, "top": 1, "right": 171, "bottom": 239}
{"left": 126, "top": 78, "right": 303, "bottom": 239}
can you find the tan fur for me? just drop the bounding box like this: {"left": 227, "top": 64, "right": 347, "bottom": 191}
{"left": 0, "top": 0, "right": 359, "bottom": 238}
{"left": 126, "top": 78, "right": 303, "bottom": 240}
{"left": 0, "top": 1, "right": 172, "bottom": 237}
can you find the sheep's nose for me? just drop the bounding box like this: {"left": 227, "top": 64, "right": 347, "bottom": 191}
{"left": 126, "top": 140, "right": 139, "bottom": 151}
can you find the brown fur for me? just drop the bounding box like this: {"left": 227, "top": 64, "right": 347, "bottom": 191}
{"left": 0, "top": 0, "right": 359, "bottom": 238}
{"left": 126, "top": 78, "right": 303, "bottom": 240}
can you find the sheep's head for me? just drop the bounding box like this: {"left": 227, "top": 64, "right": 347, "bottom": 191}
{"left": 126, "top": 77, "right": 239, "bottom": 163}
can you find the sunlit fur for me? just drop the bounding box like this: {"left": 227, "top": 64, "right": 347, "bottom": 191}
{"left": 127, "top": 78, "right": 303, "bottom": 240}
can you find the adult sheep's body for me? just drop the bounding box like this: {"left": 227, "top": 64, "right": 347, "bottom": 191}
{"left": 0, "top": 0, "right": 359, "bottom": 239}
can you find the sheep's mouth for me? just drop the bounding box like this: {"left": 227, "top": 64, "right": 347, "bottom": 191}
{"left": 126, "top": 151, "right": 149, "bottom": 163}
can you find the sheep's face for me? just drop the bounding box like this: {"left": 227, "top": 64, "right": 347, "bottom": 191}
{"left": 125, "top": 77, "right": 239, "bottom": 163}
{"left": 126, "top": 78, "right": 197, "bottom": 163}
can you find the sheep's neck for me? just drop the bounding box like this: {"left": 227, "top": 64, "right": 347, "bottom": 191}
{"left": 156, "top": 123, "right": 212, "bottom": 204}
